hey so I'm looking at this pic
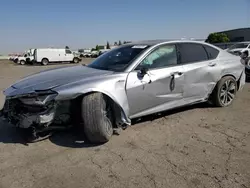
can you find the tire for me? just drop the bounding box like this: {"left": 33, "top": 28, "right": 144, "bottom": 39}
{"left": 81, "top": 93, "right": 114, "bottom": 143}
{"left": 20, "top": 60, "right": 26, "bottom": 65}
{"left": 41, "top": 58, "right": 49, "bottom": 66}
{"left": 211, "top": 76, "right": 237, "bottom": 107}
{"left": 73, "top": 57, "right": 79, "bottom": 64}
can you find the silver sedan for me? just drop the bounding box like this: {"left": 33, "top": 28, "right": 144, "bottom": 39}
{"left": 0, "top": 40, "right": 246, "bottom": 143}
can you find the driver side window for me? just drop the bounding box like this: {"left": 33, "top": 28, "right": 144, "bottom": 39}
{"left": 136, "top": 44, "right": 178, "bottom": 70}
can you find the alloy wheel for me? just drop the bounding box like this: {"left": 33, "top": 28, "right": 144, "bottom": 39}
{"left": 219, "top": 80, "right": 236, "bottom": 106}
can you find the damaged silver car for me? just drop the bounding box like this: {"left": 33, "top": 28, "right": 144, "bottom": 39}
{"left": 0, "top": 40, "right": 246, "bottom": 143}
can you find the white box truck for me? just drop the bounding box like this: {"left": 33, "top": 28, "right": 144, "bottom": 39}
{"left": 33, "top": 48, "right": 81, "bottom": 65}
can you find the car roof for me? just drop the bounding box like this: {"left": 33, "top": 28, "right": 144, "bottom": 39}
{"left": 123, "top": 39, "right": 221, "bottom": 50}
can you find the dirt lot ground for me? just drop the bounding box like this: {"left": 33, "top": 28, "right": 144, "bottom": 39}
{"left": 0, "top": 60, "right": 249, "bottom": 188}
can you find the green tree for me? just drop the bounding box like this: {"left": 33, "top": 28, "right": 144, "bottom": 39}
{"left": 123, "top": 41, "right": 131, "bottom": 44}
{"left": 118, "top": 40, "right": 122, "bottom": 45}
{"left": 106, "top": 41, "right": 110, "bottom": 49}
{"left": 205, "top": 33, "right": 230, "bottom": 43}
{"left": 65, "top": 46, "right": 69, "bottom": 49}
{"left": 95, "top": 45, "right": 100, "bottom": 51}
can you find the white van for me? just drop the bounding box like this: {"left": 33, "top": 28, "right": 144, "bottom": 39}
{"left": 33, "top": 48, "right": 80, "bottom": 65}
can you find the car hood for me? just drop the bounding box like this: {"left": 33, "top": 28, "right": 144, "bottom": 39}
{"left": 4, "top": 65, "right": 113, "bottom": 97}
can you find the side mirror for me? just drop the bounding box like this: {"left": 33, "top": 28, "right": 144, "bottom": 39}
{"left": 241, "top": 50, "right": 249, "bottom": 59}
{"left": 138, "top": 67, "right": 148, "bottom": 77}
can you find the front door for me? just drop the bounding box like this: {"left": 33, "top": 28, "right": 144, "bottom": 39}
{"left": 65, "top": 49, "right": 73, "bottom": 62}
{"left": 126, "top": 44, "right": 185, "bottom": 118}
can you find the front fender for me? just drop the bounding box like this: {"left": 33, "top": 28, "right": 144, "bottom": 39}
{"left": 53, "top": 78, "right": 130, "bottom": 123}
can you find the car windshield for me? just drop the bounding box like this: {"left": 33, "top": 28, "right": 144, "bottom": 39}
{"left": 87, "top": 45, "right": 150, "bottom": 72}
{"left": 228, "top": 43, "right": 249, "bottom": 50}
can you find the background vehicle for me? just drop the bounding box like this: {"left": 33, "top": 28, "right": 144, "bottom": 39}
{"left": 98, "top": 49, "right": 110, "bottom": 57}
{"left": 16, "top": 53, "right": 29, "bottom": 65}
{"left": 226, "top": 42, "right": 250, "bottom": 56}
{"left": 17, "top": 49, "right": 35, "bottom": 65}
{"left": 33, "top": 48, "right": 81, "bottom": 65}
{"left": 12, "top": 49, "right": 35, "bottom": 65}
{"left": 91, "top": 50, "right": 99, "bottom": 58}
{"left": 13, "top": 54, "right": 22, "bottom": 63}
{"left": 79, "top": 49, "right": 92, "bottom": 58}
{"left": 1, "top": 40, "right": 246, "bottom": 144}
{"left": 241, "top": 50, "right": 250, "bottom": 78}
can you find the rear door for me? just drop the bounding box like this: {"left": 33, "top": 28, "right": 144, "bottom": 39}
{"left": 177, "top": 42, "right": 220, "bottom": 101}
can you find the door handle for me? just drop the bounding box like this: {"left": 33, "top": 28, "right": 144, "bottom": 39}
{"left": 208, "top": 62, "right": 216, "bottom": 67}
{"left": 170, "top": 71, "right": 183, "bottom": 76}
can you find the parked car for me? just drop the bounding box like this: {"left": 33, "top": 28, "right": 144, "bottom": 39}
{"left": 0, "top": 40, "right": 246, "bottom": 143}
{"left": 17, "top": 51, "right": 34, "bottom": 65}
{"left": 91, "top": 50, "right": 99, "bottom": 58}
{"left": 80, "top": 52, "right": 92, "bottom": 58}
{"left": 226, "top": 42, "right": 250, "bottom": 56}
{"left": 240, "top": 50, "right": 250, "bottom": 78}
{"left": 12, "top": 49, "right": 35, "bottom": 65}
{"left": 32, "top": 48, "right": 81, "bottom": 65}
{"left": 13, "top": 55, "right": 22, "bottom": 63}
{"left": 9, "top": 55, "right": 16, "bottom": 61}
{"left": 16, "top": 53, "right": 29, "bottom": 65}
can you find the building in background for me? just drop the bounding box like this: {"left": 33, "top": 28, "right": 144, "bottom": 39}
{"left": 217, "top": 28, "right": 250, "bottom": 42}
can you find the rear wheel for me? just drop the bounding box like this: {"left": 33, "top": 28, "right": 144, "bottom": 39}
{"left": 41, "top": 58, "right": 49, "bottom": 66}
{"left": 211, "top": 76, "right": 237, "bottom": 107}
{"left": 80, "top": 93, "right": 114, "bottom": 143}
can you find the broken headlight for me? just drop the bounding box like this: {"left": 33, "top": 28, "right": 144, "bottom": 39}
{"left": 18, "top": 90, "right": 58, "bottom": 106}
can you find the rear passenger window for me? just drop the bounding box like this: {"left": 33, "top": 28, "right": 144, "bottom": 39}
{"left": 178, "top": 43, "right": 208, "bottom": 64}
{"left": 203, "top": 45, "right": 219, "bottom": 59}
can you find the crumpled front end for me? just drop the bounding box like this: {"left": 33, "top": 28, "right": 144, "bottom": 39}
{"left": 0, "top": 90, "right": 73, "bottom": 141}
{"left": 1, "top": 98, "right": 56, "bottom": 128}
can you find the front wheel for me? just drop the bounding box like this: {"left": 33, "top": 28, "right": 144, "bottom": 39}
{"left": 20, "top": 60, "right": 26, "bottom": 65}
{"left": 72, "top": 57, "right": 79, "bottom": 63}
{"left": 211, "top": 76, "right": 237, "bottom": 107}
{"left": 81, "top": 93, "right": 114, "bottom": 143}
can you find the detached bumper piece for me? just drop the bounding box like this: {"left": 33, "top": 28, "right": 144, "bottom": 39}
{"left": 1, "top": 99, "right": 72, "bottom": 142}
